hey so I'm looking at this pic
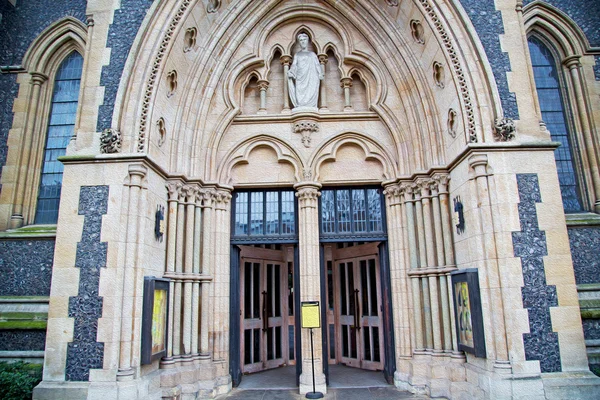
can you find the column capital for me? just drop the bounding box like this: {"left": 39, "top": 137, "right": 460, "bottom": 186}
{"left": 294, "top": 182, "right": 321, "bottom": 204}
{"left": 318, "top": 53, "right": 328, "bottom": 64}
{"left": 280, "top": 55, "right": 292, "bottom": 66}
{"left": 182, "top": 184, "right": 197, "bottom": 202}
{"left": 257, "top": 79, "right": 269, "bottom": 90}
{"left": 200, "top": 188, "right": 217, "bottom": 208}
{"left": 29, "top": 71, "right": 48, "bottom": 85}
{"left": 166, "top": 181, "right": 183, "bottom": 201}
{"left": 468, "top": 153, "right": 490, "bottom": 178}
{"left": 433, "top": 173, "right": 450, "bottom": 194}
{"left": 562, "top": 55, "right": 581, "bottom": 69}
{"left": 415, "top": 178, "right": 432, "bottom": 197}
{"left": 215, "top": 188, "right": 232, "bottom": 210}
{"left": 340, "top": 77, "right": 353, "bottom": 88}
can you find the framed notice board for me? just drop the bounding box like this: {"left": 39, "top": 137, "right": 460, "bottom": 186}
{"left": 451, "top": 268, "right": 486, "bottom": 358}
{"left": 301, "top": 301, "right": 320, "bottom": 328}
{"left": 141, "top": 277, "right": 170, "bottom": 364}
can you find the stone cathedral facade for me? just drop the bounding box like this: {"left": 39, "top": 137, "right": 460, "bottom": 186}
{"left": 0, "top": 0, "right": 599, "bottom": 399}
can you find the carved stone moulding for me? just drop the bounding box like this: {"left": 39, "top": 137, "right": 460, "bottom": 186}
{"left": 447, "top": 109, "right": 457, "bottom": 138}
{"left": 493, "top": 117, "right": 516, "bottom": 141}
{"left": 100, "top": 128, "right": 122, "bottom": 154}
{"left": 410, "top": 20, "right": 425, "bottom": 45}
{"left": 293, "top": 119, "right": 319, "bottom": 148}
{"left": 433, "top": 61, "right": 445, "bottom": 89}
{"left": 183, "top": 27, "right": 197, "bottom": 52}
{"left": 156, "top": 118, "right": 167, "bottom": 147}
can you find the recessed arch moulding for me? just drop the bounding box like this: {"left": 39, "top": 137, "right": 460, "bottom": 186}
{"left": 115, "top": 0, "right": 500, "bottom": 184}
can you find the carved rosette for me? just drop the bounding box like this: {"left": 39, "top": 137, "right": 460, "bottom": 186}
{"left": 100, "top": 128, "right": 122, "bottom": 154}
{"left": 493, "top": 118, "right": 516, "bottom": 141}
{"left": 293, "top": 120, "right": 319, "bottom": 148}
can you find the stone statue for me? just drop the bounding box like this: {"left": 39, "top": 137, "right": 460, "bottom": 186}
{"left": 288, "top": 33, "right": 323, "bottom": 112}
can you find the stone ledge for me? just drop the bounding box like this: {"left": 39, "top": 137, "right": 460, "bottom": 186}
{"left": 33, "top": 381, "right": 89, "bottom": 400}
{"left": 0, "top": 225, "right": 57, "bottom": 238}
{"left": 541, "top": 371, "right": 600, "bottom": 400}
{"left": 566, "top": 213, "right": 600, "bottom": 227}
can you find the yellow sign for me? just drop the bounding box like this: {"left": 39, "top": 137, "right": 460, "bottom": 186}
{"left": 301, "top": 301, "right": 320, "bottom": 328}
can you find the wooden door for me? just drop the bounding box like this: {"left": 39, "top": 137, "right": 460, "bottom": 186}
{"left": 332, "top": 243, "right": 384, "bottom": 371}
{"left": 240, "top": 246, "right": 294, "bottom": 374}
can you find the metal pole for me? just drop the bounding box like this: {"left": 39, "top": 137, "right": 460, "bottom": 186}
{"left": 306, "top": 327, "right": 323, "bottom": 399}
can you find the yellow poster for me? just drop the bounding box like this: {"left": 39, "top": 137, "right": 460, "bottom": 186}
{"left": 301, "top": 302, "right": 320, "bottom": 328}
{"left": 151, "top": 289, "right": 167, "bottom": 354}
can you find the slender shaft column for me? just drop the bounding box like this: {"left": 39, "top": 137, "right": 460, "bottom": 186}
{"left": 564, "top": 56, "right": 600, "bottom": 212}
{"left": 469, "top": 154, "right": 509, "bottom": 368}
{"left": 414, "top": 184, "right": 432, "bottom": 351}
{"left": 280, "top": 55, "right": 292, "bottom": 113}
{"left": 431, "top": 178, "right": 451, "bottom": 352}
{"left": 182, "top": 185, "right": 195, "bottom": 360}
{"left": 384, "top": 184, "right": 411, "bottom": 357}
{"left": 402, "top": 184, "right": 424, "bottom": 351}
{"left": 163, "top": 182, "right": 181, "bottom": 364}
{"left": 294, "top": 182, "right": 327, "bottom": 395}
{"left": 199, "top": 190, "right": 214, "bottom": 360}
{"left": 318, "top": 54, "right": 328, "bottom": 112}
{"left": 172, "top": 189, "right": 186, "bottom": 358}
{"left": 420, "top": 181, "right": 442, "bottom": 353}
{"left": 212, "top": 188, "right": 232, "bottom": 361}
{"left": 118, "top": 164, "right": 147, "bottom": 379}
{"left": 340, "top": 77, "right": 353, "bottom": 111}
{"left": 257, "top": 79, "right": 269, "bottom": 114}
{"left": 192, "top": 188, "right": 203, "bottom": 358}
{"left": 10, "top": 72, "right": 47, "bottom": 228}
{"left": 437, "top": 175, "right": 460, "bottom": 354}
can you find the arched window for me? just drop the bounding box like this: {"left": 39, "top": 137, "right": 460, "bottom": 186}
{"left": 0, "top": 17, "right": 86, "bottom": 230}
{"left": 528, "top": 37, "right": 582, "bottom": 213}
{"left": 34, "top": 52, "right": 83, "bottom": 224}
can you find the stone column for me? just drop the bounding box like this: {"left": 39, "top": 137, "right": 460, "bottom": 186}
{"left": 431, "top": 178, "right": 452, "bottom": 352}
{"left": 402, "top": 183, "right": 424, "bottom": 352}
{"left": 117, "top": 164, "right": 147, "bottom": 379}
{"left": 163, "top": 181, "right": 181, "bottom": 365}
{"left": 173, "top": 186, "right": 186, "bottom": 358}
{"left": 469, "top": 154, "right": 510, "bottom": 370}
{"left": 414, "top": 183, "right": 433, "bottom": 351}
{"left": 257, "top": 79, "right": 269, "bottom": 115}
{"left": 563, "top": 56, "right": 600, "bottom": 213}
{"left": 340, "top": 77, "right": 353, "bottom": 111}
{"left": 10, "top": 72, "right": 47, "bottom": 228}
{"left": 212, "top": 188, "right": 232, "bottom": 361}
{"left": 420, "top": 180, "right": 442, "bottom": 354}
{"left": 294, "top": 182, "right": 326, "bottom": 395}
{"left": 182, "top": 185, "right": 196, "bottom": 361}
{"left": 384, "top": 183, "right": 412, "bottom": 357}
{"left": 280, "top": 55, "right": 292, "bottom": 113}
{"left": 192, "top": 187, "right": 203, "bottom": 358}
{"left": 318, "top": 54, "right": 328, "bottom": 112}
{"left": 199, "top": 189, "right": 214, "bottom": 360}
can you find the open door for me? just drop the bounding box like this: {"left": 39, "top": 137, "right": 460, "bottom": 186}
{"left": 330, "top": 242, "right": 384, "bottom": 371}
{"left": 239, "top": 245, "right": 296, "bottom": 374}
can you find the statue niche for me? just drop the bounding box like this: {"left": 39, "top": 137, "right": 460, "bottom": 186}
{"left": 288, "top": 33, "right": 323, "bottom": 112}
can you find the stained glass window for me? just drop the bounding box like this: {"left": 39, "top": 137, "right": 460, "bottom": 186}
{"left": 34, "top": 52, "right": 83, "bottom": 224}
{"left": 528, "top": 37, "right": 582, "bottom": 212}
{"left": 232, "top": 190, "right": 296, "bottom": 241}
{"left": 320, "top": 187, "right": 385, "bottom": 238}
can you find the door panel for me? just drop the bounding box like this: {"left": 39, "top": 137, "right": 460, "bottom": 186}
{"left": 331, "top": 243, "right": 384, "bottom": 371}
{"left": 240, "top": 246, "right": 294, "bottom": 374}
